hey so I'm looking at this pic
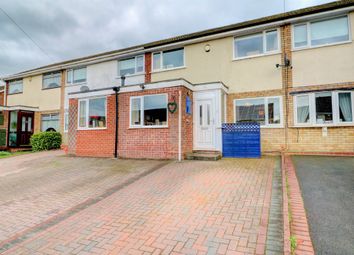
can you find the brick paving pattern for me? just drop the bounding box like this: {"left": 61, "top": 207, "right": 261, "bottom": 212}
{"left": 284, "top": 156, "right": 314, "bottom": 255}
{"left": 0, "top": 152, "right": 164, "bottom": 243}
{"left": 3, "top": 157, "right": 276, "bottom": 255}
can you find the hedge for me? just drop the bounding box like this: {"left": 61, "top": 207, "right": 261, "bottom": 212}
{"left": 30, "top": 132, "right": 62, "bottom": 152}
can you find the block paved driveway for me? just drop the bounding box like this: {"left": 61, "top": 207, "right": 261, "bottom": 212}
{"left": 0, "top": 152, "right": 278, "bottom": 255}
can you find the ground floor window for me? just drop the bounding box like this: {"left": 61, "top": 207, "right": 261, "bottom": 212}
{"left": 234, "top": 96, "right": 282, "bottom": 127}
{"left": 78, "top": 97, "right": 107, "bottom": 129}
{"left": 294, "top": 91, "right": 354, "bottom": 126}
{"left": 130, "top": 94, "right": 168, "bottom": 127}
{"left": 41, "top": 113, "right": 60, "bottom": 131}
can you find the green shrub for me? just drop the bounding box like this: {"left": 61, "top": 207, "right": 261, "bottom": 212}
{"left": 30, "top": 132, "right": 62, "bottom": 152}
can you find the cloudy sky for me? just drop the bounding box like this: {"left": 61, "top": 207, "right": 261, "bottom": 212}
{"left": 0, "top": 0, "right": 335, "bottom": 76}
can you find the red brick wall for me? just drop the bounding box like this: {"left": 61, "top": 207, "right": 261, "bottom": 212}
{"left": 144, "top": 52, "right": 152, "bottom": 83}
{"left": 0, "top": 91, "right": 4, "bottom": 106}
{"left": 68, "top": 95, "right": 116, "bottom": 157}
{"left": 118, "top": 86, "right": 193, "bottom": 159}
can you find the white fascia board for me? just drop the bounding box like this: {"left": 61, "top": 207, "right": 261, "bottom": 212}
{"left": 0, "top": 105, "right": 40, "bottom": 111}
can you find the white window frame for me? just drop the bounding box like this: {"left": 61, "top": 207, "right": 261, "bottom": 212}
{"left": 66, "top": 67, "right": 87, "bottom": 85}
{"left": 64, "top": 109, "right": 69, "bottom": 133}
{"left": 152, "top": 48, "right": 185, "bottom": 72}
{"left": 292, "top": 15, "right": 352, "bottom": 50}
{"left": 117, "top": 55, "right": 145, "bottom": 77}
{"left": 77, "top": 96, "right": 107, "bottom": 130}
{"left": 129, "top": 93, "right": 168, "bottom": 128}
{"left": 42, "top": 71, "right": 61, "bottom": 89}
{"left": 233, "top": 28, "right": 281, "bottom": 60}
{"left": 293, "top": 91, "right": 354, "bottom": 127}
{"left": 8, "top": 79, "right": 23, "bottom": 94}
{"left": 41, "top": 113, "right": 60, "bottom": 132}
{"left": 233, "top": 96, "right": 283, "bottom": 128}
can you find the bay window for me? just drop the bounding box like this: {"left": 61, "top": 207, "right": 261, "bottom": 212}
{"left": 234, "top": 96, "right": 282, "bottom": 127}
{"left": 8, "top": 80, "right": 23, "bottom": 94}
{"left": 67, "top": 67, "right": 87, "bottom": 84}
{"left": 43, "top": 72, "right": 61, "bottom": 89}
{"left": 130, "top": 94, "right": 168, "bottom": 127}
{"left": 293, "top": 16, "right": 350, "bottom": 49}
{"left": 118, "top": 55, "right": 144, "bottom": 76}
{"left": 78, "top": 97, "right": 107, "bottom": 129}
{"left": 294, "top": 91, "right": 354, "bottom": 126}
{"left": 234, "top": 29, "right": 279, "bottom": 58}
{"left": 152, "top": 48, "right": 184, "bottom": 71}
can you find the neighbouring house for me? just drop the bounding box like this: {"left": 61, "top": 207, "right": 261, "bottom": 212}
{"left": 1, "top": 1, "right": 354, "bottom": 158}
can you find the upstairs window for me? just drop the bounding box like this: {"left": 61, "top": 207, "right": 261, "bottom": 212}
{"left": 234, "top": 96, "right": 282, "bottom": 127}
{"left": 130, "top": 94, "right": 168, "bottom": 127}
{"left": 67, "top": 67, "right": 86, "bottom": 84}
{"left": 43, "top": 72, "right": 61, "bottom": 89}
{"left": 118, "top": 55, "right": 144, "bottom": 76}
{"left": 8, "top": 79, "right": 23, "bottom": 94}
{"left": 234, "top": 29, "right": 279, "bottom": 58}
{"left": 153, "top": 48, "right": 184, "bottom": 71}
{"left": 293, "top": 16, "right": 350, "bottom": 49}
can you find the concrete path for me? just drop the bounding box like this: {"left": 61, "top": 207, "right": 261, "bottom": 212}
{"left": 1, "top": 156, "right": 278, "bottom": 255}
{"left": 292, "top": 156, "right": 354, "bottom": 255}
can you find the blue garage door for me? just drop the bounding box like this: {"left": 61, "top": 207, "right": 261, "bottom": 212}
{"left": 222, "top": 123, "right": 261, "bottom": 158}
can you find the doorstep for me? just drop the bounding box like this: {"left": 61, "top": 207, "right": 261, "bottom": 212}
{"left": 186, "top": 150, "right": 222, "bottom": 161}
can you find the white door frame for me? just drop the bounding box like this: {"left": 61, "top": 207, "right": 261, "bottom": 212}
{"left": 193, "top": 90, "right": 222, "bottom": 151}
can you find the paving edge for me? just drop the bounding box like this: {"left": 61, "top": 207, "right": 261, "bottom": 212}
{"left": 0, "top": 160, "right": 171, "bottom": 253}
{"left": 283, "top": 155, "right": 315, "bottom": 255}
{"left": 281, "top": 155, "right": 291, "bottom": 255}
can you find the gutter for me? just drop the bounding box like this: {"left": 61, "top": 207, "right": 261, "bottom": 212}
{"left": 2, "top": 6, "right": 354, "bottom": 81}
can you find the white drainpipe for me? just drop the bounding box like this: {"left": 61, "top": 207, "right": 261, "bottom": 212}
{"left": 178, "top": 89, "right": 182, "bottom": 162}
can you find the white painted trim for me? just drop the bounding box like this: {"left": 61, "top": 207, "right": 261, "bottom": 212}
{"left": 77, "top": 96, "right": 108, "bottom": 130}
{"left": 233, "top": 95, "right": 284, "bottom": 128}
{"left": 293, "top": 91, "right": 354, "bottom": 127}
{"left": 0, "top": 105, "right": 40, "bottom": 111}
{"left": 291, "top": 14, "right": 352, "bottom": 51}
{"left": 129, "top": 93, "right": 169, "bottom": 128}
{"left": 68, "top": 79, "right": 228, "bottom": 100}
{"left": 178, "top": 90, "right": 182, "bottom": 161}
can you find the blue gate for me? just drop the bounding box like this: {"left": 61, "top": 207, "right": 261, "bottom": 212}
{"left": 222, "top": 123, "right": 261, "bottom": 158}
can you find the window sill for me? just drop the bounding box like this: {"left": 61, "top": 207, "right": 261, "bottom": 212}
{"left": 129, "top": 125, "right": 168, "bottom": 129}
{"left": 151, "top": 66, "right": 186, "bottom": 74}
{"left": 232, "top": 51, "right": 281, "bottom": 61}
{"left": 8, "top": 92, "right": 23, "bottom": 95}
{"left": 292, "top": 123, "right": 354, "bottom": 128}
{"left": 42, "top": 86, "right": 61, "bottom": 91}
{"left": 291, "top": 40, "right": 352, "bottom": 52}
{"left": 77, "top": 127, "right": 107, "bottom": 131}
{"left": 260, "top": 125, "right": 284, "bottom": 129}
{"left": 66, "top": 82, "right": 87, "bottom": 87}
{"left": 116, "top": 73, "right": 145, "bottom": 79}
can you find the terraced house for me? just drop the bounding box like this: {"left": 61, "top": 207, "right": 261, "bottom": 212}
{"left": 1, "top": 0, "right": 354, "bottom": 158}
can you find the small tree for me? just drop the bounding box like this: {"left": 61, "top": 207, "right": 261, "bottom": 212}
{"left": 30, "top": 132, "right": 62, "bottom": 152}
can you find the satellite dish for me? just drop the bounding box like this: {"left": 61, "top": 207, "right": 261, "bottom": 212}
{"left": 80, "top": 85, "right": 89, "bottom": 92}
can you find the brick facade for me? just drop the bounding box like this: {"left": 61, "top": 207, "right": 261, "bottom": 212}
{"left": 68, "top": 95, "right": 116, "bottom": 157}
{"left": 0, "top": 91, "right": 4, "bottom": 106}
{"left": 118, "top": 86, "right": 193, "bottom": 159}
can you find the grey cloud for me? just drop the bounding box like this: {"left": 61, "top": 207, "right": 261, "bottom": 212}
{"left": 0, "top": 0, "right": 334, "bottom": 76}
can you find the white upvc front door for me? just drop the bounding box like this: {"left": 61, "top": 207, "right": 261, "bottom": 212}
{"left": 195, "top": 98, "right": 215, "bottom": 150}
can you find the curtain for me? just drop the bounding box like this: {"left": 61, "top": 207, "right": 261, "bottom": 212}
{"left": 297, "top": 106, "right": 309, "bottom": 123}
{"left": 339, "top": 93, "right": 352, "bottom": 122}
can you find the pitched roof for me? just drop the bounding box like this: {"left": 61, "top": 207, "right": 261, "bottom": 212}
{"left": 2, "top": 0, "right": 354, "bottom": 80}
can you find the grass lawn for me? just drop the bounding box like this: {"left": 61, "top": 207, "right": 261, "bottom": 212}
{"left": 0, "top": 151, "right": 33, "bottom": 159}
